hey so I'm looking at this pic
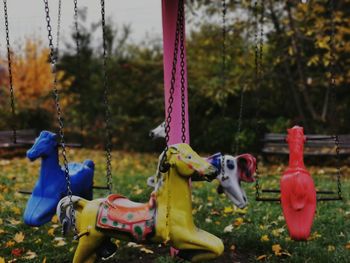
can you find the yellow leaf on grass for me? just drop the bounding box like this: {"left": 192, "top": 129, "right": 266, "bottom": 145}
{"left": 260, "top": 235, "right": 270, "bottom": 242}
{"left": 42, "top": 256, "right": 46, "bottom": 263}
{"left": 47, "top": 228, "right": 55, "bottom": 236}
{"left": 54, "top": 237, "right": 66, "bottom": 247}
{"left": 8, "top": 218, "right": 21, "bottom": 225}
{"left": 140, "top": 247, "right": 154, "bottom": 254}
{"left": 0, "top": 229, "right": 5, "bottom": 234}
{"left": 272, "top": 244, "right": 282, "bottom": 256}
{"left": 11, "top": 207, "right": 21, "bottom": 215}
{"left": 51, "top": 215, "right": 59, "bottom": 224}
{"left": 0, "top": 257, "right": 5, "bottom": 263}
{"left": 256, "top": 255, "right": 267, "bottom": 260}
{"left": 328, "top": 245, "right": 335, "bottom": 252}
{"left": 224, "top": 206, "right": 233, "bottom": 213}
{"left": 234, "top": 217, "right": 244, "bottom": 227}
{"left": 230, "top": 244, "right": 236, "bottom": 251}
{"left": 14, "top": 232, "right": 25, "bottom": 243}
{"left": 308, "top": 231, "right": 322, "bottom": 241}
{"left": 0, "top": 218, "right": 3, "bottom": 224}
{"left": 346, "top": 243, "right": 350, "bottom": 250}
{"left": 5, "top": 240, "right": 15, "bottom": 248}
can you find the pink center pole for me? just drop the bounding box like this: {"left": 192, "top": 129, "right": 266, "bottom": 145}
{"left": 161, "top": 0, "right": 189, "bottom": 145}
{"left": 161, "top": 0, "right": 189, "bottom": 257}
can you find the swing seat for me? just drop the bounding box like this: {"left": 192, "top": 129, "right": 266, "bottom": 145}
{"left": 96, "top": 194, "right": 156, "bottom": 241}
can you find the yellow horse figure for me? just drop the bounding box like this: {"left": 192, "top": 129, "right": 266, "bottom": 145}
{"left": 57, "top": 143, "right": 224, "bottom": 263}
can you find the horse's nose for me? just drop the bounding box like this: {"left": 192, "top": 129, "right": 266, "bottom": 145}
{"left": 149, "top": 132, "right": 154, "bottom": 138}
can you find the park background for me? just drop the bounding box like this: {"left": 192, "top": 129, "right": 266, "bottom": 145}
{"left": 0, "top": 1, "right": 349, "bottom": 262}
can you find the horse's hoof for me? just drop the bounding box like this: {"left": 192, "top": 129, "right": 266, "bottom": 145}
{"left": 96, "top": 239, "right": 118, "bottom": 261}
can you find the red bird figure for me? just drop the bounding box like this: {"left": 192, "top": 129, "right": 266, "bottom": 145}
{"left": 280, "top": 126, "right": 316, "bottom": 240}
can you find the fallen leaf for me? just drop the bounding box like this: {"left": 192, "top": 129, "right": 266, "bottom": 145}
{"left": 42, "top": 257, "right": 46, "bottom": 263}
{"left": 205, "top": 218, "right": 212, "bottom": 223}
{"left": 224, "top": 206, "right": 233, "bottom": 214}
{"left": 272, "top": 244, "right": 282, "bottom": 256}
{"left": 234, "top": 217, "right": 244, "bottom": 227}
{"left": 115, "top": 239, "right": 120, "bottom": 248}
{"left": 140, "top": 247, "right": 154, "bottom": 254}
{"left": 14, "top": 232, "right": 25, "bottom": 243}
{"left": 127, "top": 242, "right": 142, "bottom": 248}
{"left": 51, "top": 215, "right": 59, "bottom": 224}
{"left": 7, "top": 218, "right": 21, "bottom": 225}
{"left": 11, "top": 248, "right": 24, "bottom": 257}
{"left": 234, "top": 207, "right": 247, "bottom": 214}
{"left": 230, "top": 244, "right": 236, "bottom": 251}
{"left": 260, "top": 235, "right": 270, "bottom": 242}
{"left": 11, "top": 207, "right": 21, "bottom": 215}
{"left": 0, "top": 257, "right": 4, "bottom": 263}
{"left": 47, "top": 228, "right": 55, "bottom": 236}
{"left": 256, "top": 255, "right": 267, "bottom": 260}
{"left": 224, "top": 224, "right": 234, "bottom": 233}
{"left": 5, "top": 240, "right": 15, "bottom": 248}
{"left": 0, "top": 218, "right": 3, "bottom": 224}
{"left": 308, "top": 231, "right": 322, "bottom": 241}
{"left": 0, "top": 229, "right": 5, "bottom": 234}
{"left": 23, "top": 251, "right": 37, "bottom": 260}
{"left": 328, "top": 245, "right": 335, "bottom": 252}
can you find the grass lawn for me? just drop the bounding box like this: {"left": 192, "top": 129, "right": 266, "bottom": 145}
{"left": 0, "top": 148, "right": 349, "bottom": 262}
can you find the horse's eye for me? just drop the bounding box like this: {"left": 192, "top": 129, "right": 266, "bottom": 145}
{"left": 187, "top": 155, "right": 192, "bottom": 159}
{"left": 226, "top": 160, "right": 235, "bottom": 170}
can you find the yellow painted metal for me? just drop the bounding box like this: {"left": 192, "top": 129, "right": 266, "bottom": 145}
{"left": 66, "top": 144, "right": 223, "bottom": 262}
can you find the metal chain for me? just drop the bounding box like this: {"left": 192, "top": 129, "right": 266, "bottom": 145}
{"left": 55, "top": 0, "right": 62, "bottom": 60}
{"left": 328, "top": 0, "right": 342, "bottom": 200}
{"left": 3, "top": 0, "right": 16, "bottom": 144}
{"left": 73, "top": 0, "right": 80, "bottom": 58}
{"left": 43, "top": 0, "right": 77, "bottom": 236}
{"left": 221, "top": 0, "right": 227, "bottom": 92}
{"left": 179, "top": 0, "right": 186, "bottom": 143}
{"left": 254, "top": 0, "right": 264, "bottom": 200}
{"left": 100, "top": 0, "right": 113, "bottom": 194}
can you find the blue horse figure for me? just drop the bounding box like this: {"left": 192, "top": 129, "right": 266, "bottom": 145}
{"left": 24, "top": 131, "right": 95, "bottom": 226}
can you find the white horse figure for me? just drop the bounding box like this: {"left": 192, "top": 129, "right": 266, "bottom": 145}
{"left": 148, "top": 152, "right": 256, "bottom": 209}
{"left": 149, "top": 121, "right": 166, "bottom": 139}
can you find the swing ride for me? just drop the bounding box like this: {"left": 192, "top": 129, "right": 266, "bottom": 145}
{"left": 0, "top": 0, "right": 346, "bottom": 261}
{"left": 252, "top": 0, "right": 344, "bottom": 241}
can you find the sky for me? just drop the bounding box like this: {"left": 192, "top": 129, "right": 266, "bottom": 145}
{"left": 0, "top": 0, "right": 163, "bottom": 53}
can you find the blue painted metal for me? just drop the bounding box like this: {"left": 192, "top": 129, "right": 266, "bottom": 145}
{"left": 24, "top": 131, "right": 94, "bottom": 226}
{"left": 206, "top": 152, "right": 222, "bottom": 173}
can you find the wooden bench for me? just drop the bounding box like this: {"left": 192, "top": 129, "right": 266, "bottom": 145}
{"left": 0, "top": 129, "right": 82, "bottom": 149}
{"left": 262, "top": 133, "right": 350, "bottom": 157}
{"left": 0, "top": 129, "right": 36, "bottom": 148}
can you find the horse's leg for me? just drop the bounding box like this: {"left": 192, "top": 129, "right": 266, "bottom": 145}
{"left": 73, "top": 234, "right": 105, "bottom": 263}
{"left": 174, "top": 228, "right": 224, "bottom": 262}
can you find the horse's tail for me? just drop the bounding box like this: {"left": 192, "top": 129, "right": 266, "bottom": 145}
{"left": 57, "top": 196, "right": 88, "bottom": 234}
{"left": 83, "top": 159, "right": 95, "bottom": 170}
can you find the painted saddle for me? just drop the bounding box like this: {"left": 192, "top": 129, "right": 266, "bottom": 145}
{"left": 97, "top": 194, "right": 156, "bottom": 241}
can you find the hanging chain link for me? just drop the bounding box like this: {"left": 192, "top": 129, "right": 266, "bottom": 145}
{"left": 254, "top": 0, "right": 264, "bottom": 201}
{"left": 73, "top": 0, "right": 80, "bottom": 58}
{"left": 100, "top": 0, "right": 113, "bottom": 194}
{"left": 55, "top": 0, "right": 62, "bottom": 60}
{"left": 328, "top": 0, "right": 342, "bottom": 200}
{"left": 221, "top": 0, "right": 227, "bottom": 92}
{"left": 43, "top": 0, "right": 77, "bottom": 236}
{"left": 179, "top": 0, "right": 186, "bottom": 143}
{"left": 3, "top": 0, "right": 16, "bottom": 144}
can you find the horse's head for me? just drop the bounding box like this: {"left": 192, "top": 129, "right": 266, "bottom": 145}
{"left": 163, "top": 143, "right": 217, "bottom": 178}
{"left": 149, "top": 121, "right": 166, "bottom": 139}
{"left": 207, "top": 153, "right": 256, "bottom": 208}
{"left": 27, "top": 131, "right": 58, "bottom": 161}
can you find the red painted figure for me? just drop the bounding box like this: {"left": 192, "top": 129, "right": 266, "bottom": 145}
{"left": 280, "top": 126, "right": 316, "bottom": 240}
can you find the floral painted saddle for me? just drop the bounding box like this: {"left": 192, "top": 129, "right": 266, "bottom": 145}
{"left": 96, "top": 194, "right": 156, "bottom": 241}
